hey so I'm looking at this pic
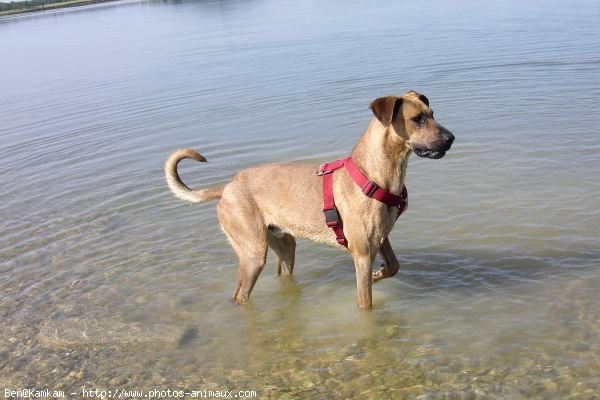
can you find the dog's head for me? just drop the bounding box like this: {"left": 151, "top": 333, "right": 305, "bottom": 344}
{"left": 369, "top": 91, "right": 455, "bottom": 159}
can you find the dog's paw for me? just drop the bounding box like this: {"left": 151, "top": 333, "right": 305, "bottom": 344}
{"left": 372, "top": 264, "right": 387, "bottom": 283}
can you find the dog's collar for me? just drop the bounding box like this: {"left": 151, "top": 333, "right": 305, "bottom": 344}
{"left": 317, "top": 156, "right": 408, "bottom": 247}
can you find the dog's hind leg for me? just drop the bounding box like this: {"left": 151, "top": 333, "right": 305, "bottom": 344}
{"left": 232, "top": 253, "right": 267, "bottom": 304}
{"left": 217, "top": 198, "right": 268, "bottom": 304}
{"left": 372, "top": 238, "right": 400, "bottom": 283}
{"left": 267, "top": 230, "right": 296, "bottom": 276}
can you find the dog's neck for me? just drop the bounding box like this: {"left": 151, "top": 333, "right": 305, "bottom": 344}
{"left": 350, "top": 119, "right": 411, "bottom": 195}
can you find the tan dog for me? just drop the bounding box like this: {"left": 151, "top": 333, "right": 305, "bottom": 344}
{"left": 165, "top": 90, "right": 454, "bottom": 309}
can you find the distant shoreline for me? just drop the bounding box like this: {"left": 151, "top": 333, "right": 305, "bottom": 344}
{"left": 0, "top": 0, "right": 120, "bottom": 17}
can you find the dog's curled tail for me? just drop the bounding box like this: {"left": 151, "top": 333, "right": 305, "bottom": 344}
{"left": 164, "top": 149, "right": 224, "bottom": 203}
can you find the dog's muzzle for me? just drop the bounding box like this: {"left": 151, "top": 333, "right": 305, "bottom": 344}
{"left": 412, "top": 129, "right": 455, "bottom": 159}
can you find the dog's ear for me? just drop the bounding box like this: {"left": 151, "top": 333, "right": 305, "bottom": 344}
{"left": 369, "top": 96, "right": 402, "bottom": 127}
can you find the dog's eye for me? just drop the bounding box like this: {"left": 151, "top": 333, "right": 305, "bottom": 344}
{"left": 412, "top": 114, "right": 426, "bottom": 126}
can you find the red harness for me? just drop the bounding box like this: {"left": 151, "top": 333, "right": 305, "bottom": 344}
{"left": 317, "top": 157, "right": 408, "bottom": 247}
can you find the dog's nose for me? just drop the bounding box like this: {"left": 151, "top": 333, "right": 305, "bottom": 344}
{"left": 441, "top": 130, "right": 455, "bottom": 148}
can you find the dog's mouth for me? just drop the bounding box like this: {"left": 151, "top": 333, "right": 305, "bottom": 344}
{"left": 412, "top": 147, "right": 446, "bottom": 159}
{"left": 411, "top": 128, "right": 454, "bottom": 159}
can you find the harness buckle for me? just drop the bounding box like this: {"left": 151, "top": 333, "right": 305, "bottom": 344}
{"left": 323, "top": 208, "right": 340, "bottom": 227}
{"left": 361, "top": 180, "right": 379, "bottom": 197}
{"left": 316, "top": 163, "right": 331, "bottom": 176}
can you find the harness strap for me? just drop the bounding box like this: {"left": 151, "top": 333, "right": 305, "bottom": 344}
{"left": 317, "top": 156, "right": 408, "bottom": 248}
{"left": 344, "top": 158, "right": 407, "bottom": 206}
{"left": 319, "top": 158, "right": 349, "bottom": 246}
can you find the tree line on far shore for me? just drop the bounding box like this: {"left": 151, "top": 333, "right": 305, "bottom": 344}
{"left": 0, "top": 0, "right": 74, "bottom": 12}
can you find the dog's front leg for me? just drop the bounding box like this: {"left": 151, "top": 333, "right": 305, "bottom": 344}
{"left": 351, "top": 251, "right": 375, "bottom": 309}
{"left": 373, "top": 238, "right": 400, "bottom": 283}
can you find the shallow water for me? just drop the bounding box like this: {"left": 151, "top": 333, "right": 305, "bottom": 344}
{"left": 1, "top": 0, "right": 600, "bottom": 398}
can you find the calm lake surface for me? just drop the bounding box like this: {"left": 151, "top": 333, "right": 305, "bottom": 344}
{"left": 1, "top": 0, "right": 599, "bottom": 398}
